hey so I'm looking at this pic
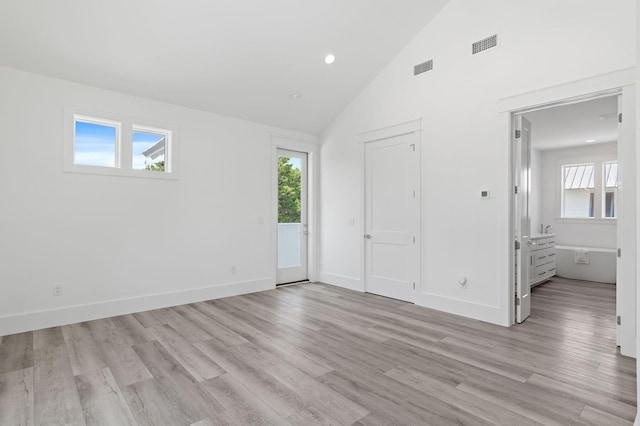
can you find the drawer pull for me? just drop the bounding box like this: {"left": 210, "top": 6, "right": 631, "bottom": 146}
{"left": 537, "top": 255, "right": 546, "bottom": 260}
{"left": 548, "top": 253, "right": 555, "bottom": 257}
{"left": 538, "top": 272, "right": 546, "bottom": 276}
{"left": 548, "top": 268, "right": 556, "bottom": 272}
{"left": 549, "top": 241, "right": 556, "bottom": 244}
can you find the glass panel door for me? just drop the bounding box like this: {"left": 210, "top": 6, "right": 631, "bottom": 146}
{"left": 276, "top": 149, "right": 308, "bottom": 284}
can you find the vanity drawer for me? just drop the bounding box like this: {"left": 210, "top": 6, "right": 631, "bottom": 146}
{"left": 532, "top": 239, "right": 547, "bottom": 249}
{"left": 546, "top": 249, "right": 556, "bottom": 262}
{"left": 546, "top": 238, "right": 557, "bottom": 248}
{"left": 535, "top": 264, "right": 549, "bottom": 280}
{"left": 534, "top": 248, "right": 552, "bottom": 265}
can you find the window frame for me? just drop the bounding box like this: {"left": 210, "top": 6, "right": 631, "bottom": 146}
{"left": 72, "top": 115, "right": 122, "bottom": 169}
{"left": 558, "top": 159, "right": 617, "bottom": 222}
{"left": 560, "top": 162, "right": 596, "bottom": 219}
{"left": 64, "top": 107, "right": 178, "bottom": 180}
{"left": 130, "top": 125, "right": 173, "bottom": 175}
{"left": 603, "top": 161, "right": 618, "bottom": 219}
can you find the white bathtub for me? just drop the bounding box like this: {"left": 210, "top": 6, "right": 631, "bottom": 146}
{"left": 555, "top": 245, "right": 616, "bottom": 284}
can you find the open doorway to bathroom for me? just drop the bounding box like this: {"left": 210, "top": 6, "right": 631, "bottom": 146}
{"left": 512, "top": 93, "right": 624, "bottom": 346}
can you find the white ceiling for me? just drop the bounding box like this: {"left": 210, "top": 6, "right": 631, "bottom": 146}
{"left": 524, "top": 96, "right": 619, "bottom": 151}
{"left": 0, "top": 0, "right": 450, "bottom": 135}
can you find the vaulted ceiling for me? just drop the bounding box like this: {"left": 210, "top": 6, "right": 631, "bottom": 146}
{"left": 0, "top": 0, "right": 450, "bottom": 134}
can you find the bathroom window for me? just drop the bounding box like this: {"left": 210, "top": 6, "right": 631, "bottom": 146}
{"left": 561, "top": 161, "right": 617, "bottom": 219}
{"left": 604, "top": 162, "right": 618, "bottom": 218}
{"left": 562, "top": 163, "right": 595, "bottom": 218}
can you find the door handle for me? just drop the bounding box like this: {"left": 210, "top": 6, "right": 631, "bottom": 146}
{"left": 364, "top": 234, "right": 372, "bottom": 239}
{"left": 303, "top": 224, "right": 309, "bottom": 235}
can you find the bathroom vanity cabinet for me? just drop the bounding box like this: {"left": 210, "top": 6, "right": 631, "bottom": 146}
{"left": 530, "top": 234, "right": 556, "bottom": 287}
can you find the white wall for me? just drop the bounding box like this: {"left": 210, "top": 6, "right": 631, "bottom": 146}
{"left": 539, "top": 142, "right": 617, "bottom": 248}
{"left": 0, "top": 66, "right": 316, "bottom": 335}
{"left": 319, "top": 0, "right": 636, "bottom": 325}
{"left": 530, "top": 148, "right": 543, "bottom": 235}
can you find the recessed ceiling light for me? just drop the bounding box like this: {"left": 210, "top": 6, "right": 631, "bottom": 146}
{"left": 325, "top": 54, "right": 336, "bottom": 64}
{"left": 585, "top": 139, "right": 596, "bottom": 143}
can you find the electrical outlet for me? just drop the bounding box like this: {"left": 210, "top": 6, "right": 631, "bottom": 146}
{"left": 231, "top": 265, "right": 237, "bottom": 274}
{"left": 52, "top": 285, "right": 63, "bottom": 296}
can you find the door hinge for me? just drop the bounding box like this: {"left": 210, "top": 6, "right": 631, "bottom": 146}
{"left": 413, "top": 236, "right": 416, "bottom": 244}
{"left": 617, "top": 315, "right": 621, "bottom": 325}
{"left": 515, "top": 241, "right": 521, "bottom": 250}
{"left": 413, "top": 190, "right": 416, "bottom": 198}
{"left": 410, "top": 143, "right": 416, "bottom": 151}
{"left": 516, "top": 297, "right": 521, "bottom": 306}
{"left": 413, "top": 282, "right": 416, "bottom": 290}
{"left": 617, "top": 248, "right": 621, "bottom": 258}
{"left": 515, "top": 129, "right": 521, "bottom": 139}
{"left": 514, "top": 185, "right": 518, "bottom": 194}
{"left": 618, "top": 113, "right": 623, "bottom": 123}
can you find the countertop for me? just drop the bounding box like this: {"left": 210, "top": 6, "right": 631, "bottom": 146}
{"left": 529, "top": 233, "right": 555, "bottom": 239}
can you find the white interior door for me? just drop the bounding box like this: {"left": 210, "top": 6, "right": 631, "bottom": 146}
{"left": 515, "top": 115, "right": 533, "bottom": 323}
{"left": 615, "top": 94, "right": 621, "bottom": 346}
{"left": 276, "top": 149, "right": 308, "bottom": 284}
{"left": 365, "top": 132, "right": 419, "bottom": 302}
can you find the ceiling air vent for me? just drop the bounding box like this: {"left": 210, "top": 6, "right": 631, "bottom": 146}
{"left": 472, "top": 34, "right": 498, "bottom": 55}
{"left": 414, "top": 59, "right": 433, "bottom": 76}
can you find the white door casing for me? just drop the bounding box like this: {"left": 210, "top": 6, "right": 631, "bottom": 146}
{"left": 502, "top": 72, "right": 634, "bottom": 358}
{"left": 364, "top": 131, "right": 419, "bottom": 302}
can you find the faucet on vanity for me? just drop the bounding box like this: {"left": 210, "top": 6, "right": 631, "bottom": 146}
{"left": 540, "top": 224, "right": 554, "bottom": 234}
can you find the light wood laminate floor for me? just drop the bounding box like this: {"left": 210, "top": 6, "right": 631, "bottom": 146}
{"left": 0, "top": 278, "right": 635, "bottom": 425}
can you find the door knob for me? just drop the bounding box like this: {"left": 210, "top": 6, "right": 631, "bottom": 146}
{"left": 364, "top": 234, "right": 372, "bottom": 239}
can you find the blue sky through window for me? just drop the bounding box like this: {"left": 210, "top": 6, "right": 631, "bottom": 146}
{"left": 74, "top": 121, "right": 116, "bottom": 167}
{"left": 288, "top": 157, "right": 301, "bottom": 169}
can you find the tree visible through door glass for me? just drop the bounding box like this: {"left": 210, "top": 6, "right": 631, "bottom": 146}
{"left": 278, "top": 157, "right": 301, "bottom": 223}
{"left": 278, "top": 156, "right": 302, "bottom": 268}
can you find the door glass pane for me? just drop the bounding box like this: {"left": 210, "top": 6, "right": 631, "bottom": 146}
{"left": 278, "top": 155, "right": 302, "bottom": 268}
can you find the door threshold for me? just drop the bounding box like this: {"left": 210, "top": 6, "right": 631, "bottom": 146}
{"left": 276, "top": 280, "right": 310, "bottom": 288}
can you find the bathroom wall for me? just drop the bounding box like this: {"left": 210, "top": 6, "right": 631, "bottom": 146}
{"left": 539, "top": 142, "right": 617, "bottom": 248}
{"left": 530, "top": 148, "right": 543, "bottom": 235}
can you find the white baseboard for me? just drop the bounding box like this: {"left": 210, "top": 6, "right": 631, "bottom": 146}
{"left": 317, "top": 271, "right": 364, "bottom": 292}
{"left": 415, "top": 292, "right": 508, "bottom": 327}
{"left": 0, "top": 278, "right": 274, "bottom": 336}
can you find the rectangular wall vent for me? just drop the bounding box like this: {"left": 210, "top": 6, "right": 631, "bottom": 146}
{"left": 472, "top": 34, "right": 498, "bottom": 55}
{"left": 414, "top": 59, "right": 433, "bottom": 76}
